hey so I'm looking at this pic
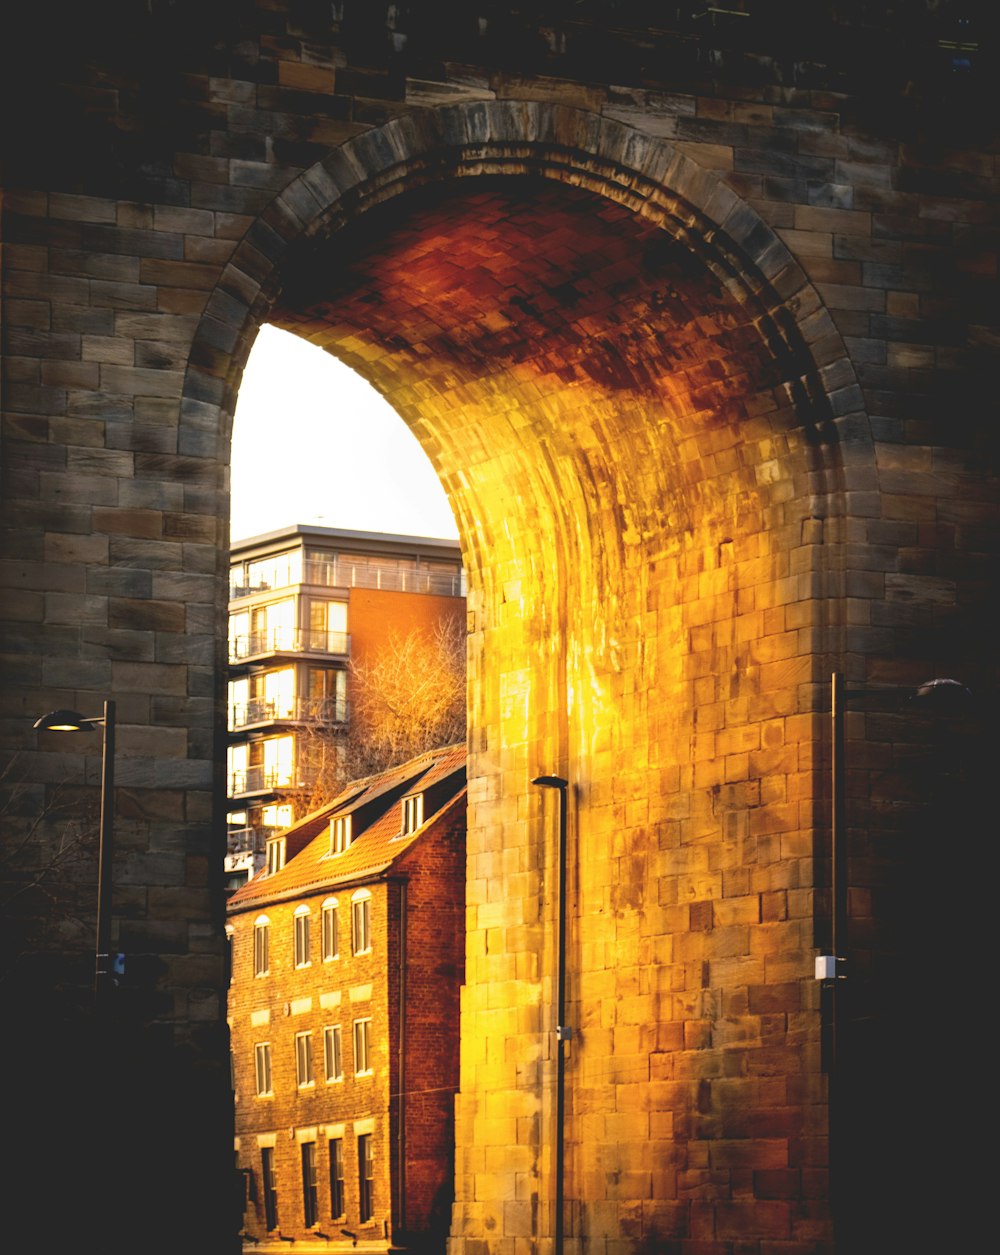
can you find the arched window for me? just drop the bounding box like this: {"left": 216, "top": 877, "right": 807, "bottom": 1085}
{"left": 293, "top": 904, "right": 311, "bottom": 968}
{"left": 351, "top": 889, "right": 371, "bottom": 956}
{"left": 253, "top": 915, "right": 270, "bottom": 977}
{"left": 321, "top": 897, "right": 339, "bottom": 961}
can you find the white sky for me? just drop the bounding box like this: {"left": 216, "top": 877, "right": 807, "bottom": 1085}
{"left": 230, "top": 324, "right": 459, "bottom": 544}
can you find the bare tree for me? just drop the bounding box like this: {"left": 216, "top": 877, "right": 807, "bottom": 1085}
{"left": 290, "top": 614, "right": 467, "bottom": 810}
{"left": 0, "top": 757, "right": 99, "bottom": 987}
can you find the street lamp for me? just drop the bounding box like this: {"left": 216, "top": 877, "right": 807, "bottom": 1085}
{"left": 819, "top": 672, "right": 975, "bottom": 1003}
{"left": 818, "top": 672, "right": 974, "bottom": 1235}
{"left": 531, "top": 773, "right": 569, "bottom": 1255}
{"left": 34, "top": 700, "right": 117, "bottom": 1007}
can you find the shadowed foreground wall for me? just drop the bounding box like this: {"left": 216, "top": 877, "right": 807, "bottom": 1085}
{"left": 1, "top": 6, "right": 997, "bottom": 1253}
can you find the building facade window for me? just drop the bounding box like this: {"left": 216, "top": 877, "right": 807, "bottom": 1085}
{"left": 261, "top": 1146, "right": 279, "bottom": 1231}
{"left": 262, "top": 802, "right": 293, "bottom": 829}
{"left": 321, "top": 898, "right": 339, "bottom": 960}
{"left": 401, "top": 792, "right": 424, "bottom": 834}
{"left": 295, "top": 1031, "right": 315, "bottom": 1088}
{"left": 253, "top": 916, "right": 270, "bottom": 976}
{"left": 301, "top": 1141, "right": 318, "bottom": 1228}
{"left": 329, "top": 1139, "right": 345, "bottom": 1219}
{"left": 330, "top": 814, "right": 352, "bottom": 855}
{"left": 324, "top": 1025, "right": 343, "bottom": 1082}
{"left": 254, "top": 1043, "right": 272, "bottom": 1097}
{"left": 266, "top": 835, "right": 286, "bottom": 876}
{"left": 294, "top": 905, "right": 311, "bottom": 967}
{"left": 358, "top": 1133, "right": 374, "bottom": 1223}
{"left": 351, "top": 890, "right": 371, "bottom": 955}
{"left": 354, "top": 1018, "right": 372, "bottom": 1076}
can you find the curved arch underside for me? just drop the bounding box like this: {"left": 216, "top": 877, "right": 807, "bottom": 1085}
{"left": 255, "top": 171, "right": 845, "bottom": 1247}
{"left": 271, "top": 175, "right": 841, "bottom": 721}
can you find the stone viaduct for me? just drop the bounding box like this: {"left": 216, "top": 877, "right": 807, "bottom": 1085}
{"left": 1, "top": 5, "right": 996, "bottom": 1254}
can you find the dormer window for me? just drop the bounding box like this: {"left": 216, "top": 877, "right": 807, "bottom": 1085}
{"left": 401, "top": 793, "right": 424, "bottom": 835}
{"left": 265, "top": 835, "right": 286, "bottom": 875}
{"left": 330, "top": 814, "right": 352, "bottom": 856}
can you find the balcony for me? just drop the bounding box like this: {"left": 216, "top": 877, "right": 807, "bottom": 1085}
{"left": 303, "top": 557, "right": 466, "bottom": 598}
{"left": 226, "top": 826, "right": 271, "bottom": 857}
{"left": 228, "top": 696, "right": 349, "bottom": 732}
{"left": 228, "top": 765, "right": 320, "bottom": 799}
{"left": 228, "top": 629, "right": 350, "bottom": 664}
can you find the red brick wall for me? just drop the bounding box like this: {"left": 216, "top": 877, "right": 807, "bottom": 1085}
{"left": 395, "top": 799, "right": 468, "bottom": 1242}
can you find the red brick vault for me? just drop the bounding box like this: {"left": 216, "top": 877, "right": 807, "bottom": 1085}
{"left": 183, "top": 101, "right": 871, "bottom": 1255}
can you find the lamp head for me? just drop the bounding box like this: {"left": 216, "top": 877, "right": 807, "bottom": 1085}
{"left": 910, "top": 678, "right": 975, "bottom": 712}
{"left": 532, "top": 775, "right": 568, "bottom": 790}
{"left": 33, "top": 709, "right": 96, "bottom": 732}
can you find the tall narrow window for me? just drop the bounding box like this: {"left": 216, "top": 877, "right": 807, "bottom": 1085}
{"left": 294, "top": 905, "right": 311, "bottom": 967}
{"left": 261, "top": 1147, "right": 279, "bottom": 1231}
{"left": 295, "top": 1031, "right": 314, "bottom": 1088}
{"left": 354, "top": 1019, "right": 372, "bottom": 1076}
{"left": 329, "top": 1139, "right": 345, "bottom": 1219}
{"left": 324, "top": 1025, "right": 343, "bottom": 1082}
{"left": 253, "top": 916, "right": 270, "bottom": 976}
{"left": 401, "top": 793, "right": 424, "bottom": 834}
{"left": 254, "top": 1043, "right": 272, "bottom": 1096}
{"left": 266, "top": 835, "right": 286, "bottom": 876}
{"left": 330, "top": 814, "right": 352, "bottom": 855}
{"left": 322, "top": 898, "right": 339, "bottom": 960}
{"left": 358, "top": 1134, "right": 374, "bottom": 1223}
{"left": 351, "top": 890, "right": 371, "bottom": 955}
{"left": 301, "top": 1142, "right": 318, "bottom": 1228}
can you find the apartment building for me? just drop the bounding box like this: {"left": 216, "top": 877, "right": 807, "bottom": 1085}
{"left": 227, "top": 744, "right": 467, "bottom": 1254}
{"left": 226, "top": 524, "right": 465, "bottom": 888}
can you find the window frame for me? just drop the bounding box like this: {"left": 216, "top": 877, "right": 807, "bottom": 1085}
{"left": 351, "top": 890, "right": 371, "bottom": 956}
{"left": 329, "top": 1138, "right": 345, "bottom": 1220}
{"left": 266, "top": 835, "right": 287, "bottom": 876}
{"left": 353, "top": 1018, "right": 372, "bottom": 1077}
{"left": 324, "top": 1024, "right": 343, "bottom": 1083}
{"left": 330, "top": 813, "right": 352, "bottom": 856}
{"left": 301, "top": 1141, "right": 318, "bottom": 1228}
{"left": 253, "top": 915, "right": 270, "bottom": 977}
{"left": 358, "top": 1133, "right": 374, "bottom": 1223}
{"left": 261, "top": 1146, "right": 279, "bottom": 1232}
{"left": 295, "top": 1030, "right": 315, "bottom": 1089}
{"left": 321, "top": 897, "right": 339, "bottom": 961}
{"left": 401, "top": 792, "right": 424, "bottom": 834}
{"left": 254, "top": 1042, "right": 273, "bottom": 1097}
{"left": 294, "top": 904, "right": 311, "bottom": 968}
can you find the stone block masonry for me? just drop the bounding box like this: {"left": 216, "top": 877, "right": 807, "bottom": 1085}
{"left": 2, "top": 5, "right": 997, "bottom": 1254}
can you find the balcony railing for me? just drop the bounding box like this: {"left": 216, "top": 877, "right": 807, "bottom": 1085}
{"left": 302, "top": 557, "right": 466, "bottom": 597}
{"left": 228, "top": 765, "right": 321, "bottom": 798}
{"left": 228, "top": 697, "right": 349, "bottom": 731}
{"left": 229, "top": 558, "right": 465, "bottom": 601}
{"left": 228, "top": 629, "right": 350, "bottom": 663}
{"left": 226, "top": 826, "right": 271, "bottom": 857}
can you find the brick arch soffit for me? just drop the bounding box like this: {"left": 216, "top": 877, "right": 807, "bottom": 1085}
{"left": 185, "top": 100, "right": 872, "bottom": 635}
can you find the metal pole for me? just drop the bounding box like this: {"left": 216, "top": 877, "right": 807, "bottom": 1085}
{"left": 532, "top": 774, "right": 569, "bottom": 1255}
{"left": 554, "top": 781, "right": 567, "bottom": 1255}
{"left": 94, "top": 699, "right": 116, "bottom": 1007}
{"left": 830, "top": 672, "right": 847, "bottom": 979}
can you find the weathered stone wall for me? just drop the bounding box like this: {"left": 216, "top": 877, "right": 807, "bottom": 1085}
{"left": 1, "top": 5, "right": 996, "bottom": 1254}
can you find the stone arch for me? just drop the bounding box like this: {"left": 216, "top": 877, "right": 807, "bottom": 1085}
{"left": 186, "top": 101, "right": 875, "bottom": 1252}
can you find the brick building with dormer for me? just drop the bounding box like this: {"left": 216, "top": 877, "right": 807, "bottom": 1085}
{"left": 227, "top": 743, "right": 466, "bottom": 1254}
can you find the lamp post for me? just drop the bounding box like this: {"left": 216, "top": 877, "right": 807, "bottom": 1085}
{"left": 819, "top": 672, "right": 973, "bottom": 1237}
{"left": 34, "top": 700, "right": 117, "bottom": 1008}
{"left": 819, "top": 672, "right": 975, "bottom": 1005}
{"left": 531, "top": 773, "right": 569, "bottom": 1255}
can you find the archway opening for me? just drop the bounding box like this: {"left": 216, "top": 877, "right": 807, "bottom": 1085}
{"left": 222, "top": 167, "right": 845, "bottom": 1251}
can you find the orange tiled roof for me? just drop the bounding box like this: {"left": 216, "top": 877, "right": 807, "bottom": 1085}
{"left": 227, "top": 742, "right": 466, "bottom": 914}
